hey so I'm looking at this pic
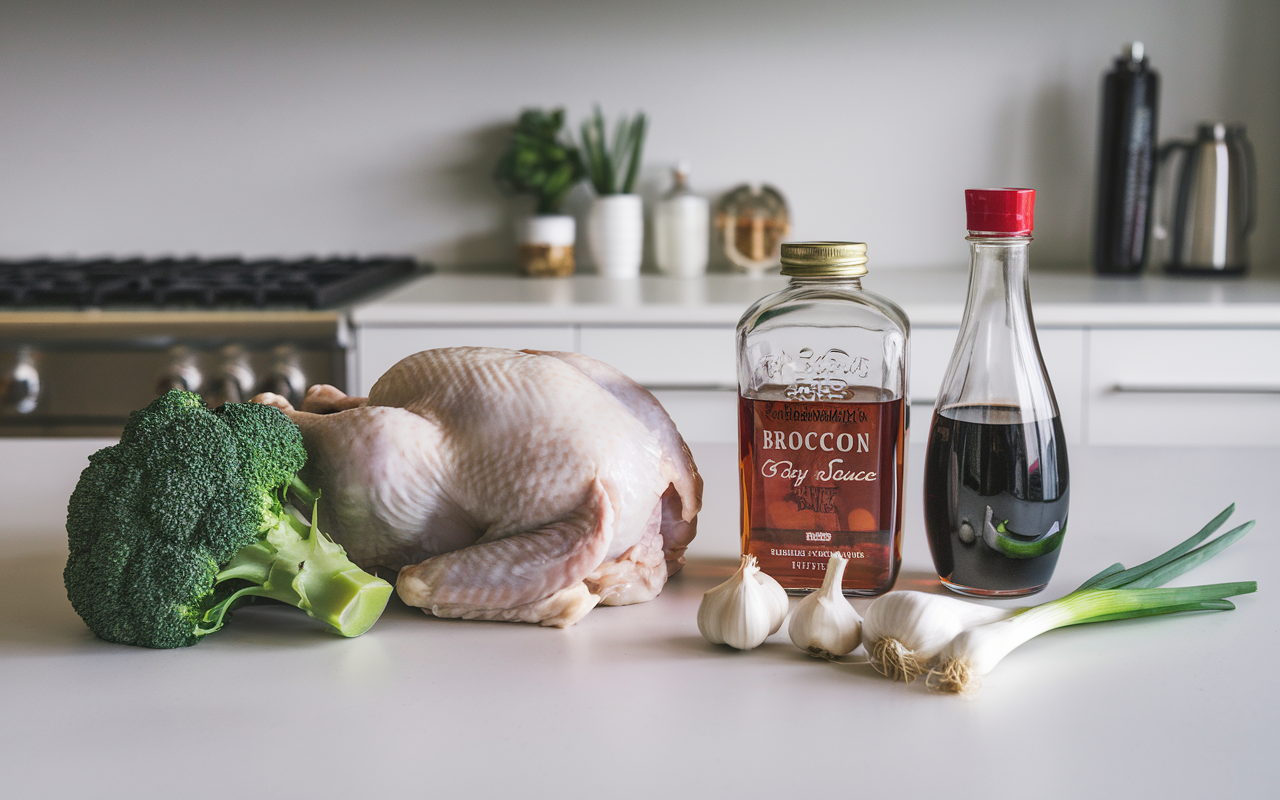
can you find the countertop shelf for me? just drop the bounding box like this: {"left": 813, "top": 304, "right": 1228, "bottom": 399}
{"left": 353, "top": 267, "right": 1280, "bottom": 327}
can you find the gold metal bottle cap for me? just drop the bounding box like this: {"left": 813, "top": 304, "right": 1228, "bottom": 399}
{"left": 779, "top": 241, "right": 869, "bottom": 277}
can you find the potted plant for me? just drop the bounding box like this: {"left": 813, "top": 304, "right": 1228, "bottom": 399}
{"left": 580, "top": 106, "right": 648, "bottom": 278}
{"left": 494, "top": 108, "right": 585, "bottom": 277}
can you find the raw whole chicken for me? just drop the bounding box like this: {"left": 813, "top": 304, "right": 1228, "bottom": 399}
{"left": 252, "top": 347, "right": 701, "bottom": 627}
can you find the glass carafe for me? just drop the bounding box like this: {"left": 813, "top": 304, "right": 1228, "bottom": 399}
{"left": 923, "top": 189, "right": 1069, "bottom": 598}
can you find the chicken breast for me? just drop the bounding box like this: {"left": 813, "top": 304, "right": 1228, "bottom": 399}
{"left": 252, "top": 347, "right": 701, "bottom": 627}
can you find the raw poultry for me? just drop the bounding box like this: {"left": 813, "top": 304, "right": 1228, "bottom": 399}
{"left": 252, "top": 347, "right": 701, "bottom": 627}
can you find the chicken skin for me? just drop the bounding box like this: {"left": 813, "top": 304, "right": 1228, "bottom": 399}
{"left": 252, "top": 347, "right": 701, "bottom": 627}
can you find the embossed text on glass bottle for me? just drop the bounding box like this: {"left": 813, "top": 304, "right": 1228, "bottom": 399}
{"left": 736, "top": 242, "right": 910, "bottom": 595}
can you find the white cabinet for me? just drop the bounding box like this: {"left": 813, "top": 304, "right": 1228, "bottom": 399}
{"left": 351, "top": 273, "right": 1280, "bottom": 447}
{"left": 1040, "top": 329, "right": 1086, "bottom": 446}
{"left": 909, "top": 327, "right": 1084, "bottom": 445}
{"left": 354, "top": 325, "right": 1097, "bottom": 445}
{"left": 1087, "top": 329, "right": 1280, "bottom": 445}
{"left": 578, "top": 326, "right": 736, "bottom": 388}
{"left": 578, "top": 326, "right": 738, "bottom": 443}
{"left": 356, "top": 326, "right": 575, "bottom": 394}
{"left": 910, "top": 327, "right": 958, "bottom": 406}
{"left": 650, "top": 390, "right": 739, "bottom": 444}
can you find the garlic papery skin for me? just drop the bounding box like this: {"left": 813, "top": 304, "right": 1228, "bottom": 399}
{"left": 862, "top": 591, "right": 1012, "bottom": 682}
{"left": 788, "top": 554, "right": 862, "bottom": 659}
{"left": 698, "top": 555, "right": 789, "bottom": 650}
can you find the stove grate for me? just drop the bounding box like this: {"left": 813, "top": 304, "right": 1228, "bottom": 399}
{"left": 0, "top": 256, "right": 425, "bottom": 309}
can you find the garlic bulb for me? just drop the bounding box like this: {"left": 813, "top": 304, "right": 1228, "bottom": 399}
{"left": 698, "top": 555, "right": 789, "bottom": 650}
{"left": 862, "top": 591, "right": 1011, "bottom": 682}
{"left": 788, "top": 554, "right": 862, "bottom": 659}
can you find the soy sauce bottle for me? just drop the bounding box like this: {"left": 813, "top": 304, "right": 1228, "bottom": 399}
{"left": 923, "top": 189, "right": 1069, "bottom": 598}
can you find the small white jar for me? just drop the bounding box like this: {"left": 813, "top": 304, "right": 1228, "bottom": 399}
{"left": 654, "top": 162, "right": 710, "bottom": 277}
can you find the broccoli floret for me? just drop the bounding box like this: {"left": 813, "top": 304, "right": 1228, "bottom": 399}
{"left": 64, "top": 389, "right": 392, "bottom": 649}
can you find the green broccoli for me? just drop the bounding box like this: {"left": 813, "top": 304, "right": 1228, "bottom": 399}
{"left": 64, "top": 389, "right": 392, "bottom": 648}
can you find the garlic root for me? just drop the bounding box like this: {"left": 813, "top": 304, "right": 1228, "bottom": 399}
{"left": 925, "top": 658, "right": 978, "bottom": 695}
{"left": 868, "top": 637, "right": 927, "bottom": 682}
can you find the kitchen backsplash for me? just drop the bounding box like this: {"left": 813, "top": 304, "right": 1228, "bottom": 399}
{"left": 0, "top": 0, "right": 1275, "bottom": 271}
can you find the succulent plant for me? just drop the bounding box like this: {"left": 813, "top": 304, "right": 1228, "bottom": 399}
{"left": 579, "top": 106, "right": 647, "bottom": 196}
{"left": 493, "top": 108, "right": 585, "bottom": 215}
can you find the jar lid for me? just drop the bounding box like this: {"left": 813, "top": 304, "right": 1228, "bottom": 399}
{"left": 780, "top": 241, "right": 868, "bottom": 277}
{"left": 965, "top": 188, "right": 1035, "bottom": 235}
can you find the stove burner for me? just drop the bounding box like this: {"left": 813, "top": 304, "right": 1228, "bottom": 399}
{"left": 0, "top": 256, "right": 425, "bottom": 309}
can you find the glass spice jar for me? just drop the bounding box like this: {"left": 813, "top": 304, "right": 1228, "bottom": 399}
{"left": 736, "top": 242, "right": 910, "bottom": 594}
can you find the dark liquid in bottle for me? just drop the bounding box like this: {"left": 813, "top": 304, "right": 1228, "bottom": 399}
{"left": 923, "top": 404, "right": 1069, "bottom": 597}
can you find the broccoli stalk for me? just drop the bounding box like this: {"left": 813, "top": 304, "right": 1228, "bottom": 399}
{"left": 199, "top": 488, "right": 392, "bottom": 639}
{"left": 64, "top": 390, "right": 393, "bottom": 649}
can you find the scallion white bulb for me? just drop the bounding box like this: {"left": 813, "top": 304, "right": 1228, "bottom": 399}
{"left": 862, "top": 591, "right": 1012, "bottom": 682}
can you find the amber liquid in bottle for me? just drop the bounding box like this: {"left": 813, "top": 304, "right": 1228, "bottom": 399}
{"left": 738, "top": 387, "right": 906, "bottom": 594}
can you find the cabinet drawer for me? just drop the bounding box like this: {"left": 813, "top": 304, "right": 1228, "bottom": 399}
{"left": 1087, "top": 328, "right": 1280, "bottom": 445}
{"left": 578, "top": 326, "right": 737, "bottom": 389}
{"left": 356, "top": 326, "right": 576, "bottom": 394}
{"left": 650, "top": 390, "right": 737, "bottom": 444}
{"left": 911, "top": 327, "right": 959, "bottom": 405}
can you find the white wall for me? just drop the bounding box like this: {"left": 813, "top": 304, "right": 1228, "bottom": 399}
{"left": 0, "top": 0, "right": 1275, "bottom": 272}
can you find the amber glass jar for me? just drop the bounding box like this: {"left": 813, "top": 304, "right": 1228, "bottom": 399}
{"left": 736, "top": 242, "right": 910, "bottom": 594}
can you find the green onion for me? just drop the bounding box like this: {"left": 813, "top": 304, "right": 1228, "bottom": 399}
{"left": 927, "top": 581, "right": 1257, "bottom": 695}
{"left": 865, "top": 503, "right": 1259, "bottom": 689}
{"left": 1080, "top": 503, "right": 1237, "bottom": 590}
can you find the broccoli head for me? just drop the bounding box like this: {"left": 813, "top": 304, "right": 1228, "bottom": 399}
{"left": 64, "top": 389, "right": 392, "bottom": 648}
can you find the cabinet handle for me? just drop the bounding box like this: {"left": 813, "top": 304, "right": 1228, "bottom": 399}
{"left": 1111, "top": 383, "right": 1280, "bottom": 395}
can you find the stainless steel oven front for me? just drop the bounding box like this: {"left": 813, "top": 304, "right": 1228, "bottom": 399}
{"left": 0, "top": 310, "right": 348, "bottom": 437}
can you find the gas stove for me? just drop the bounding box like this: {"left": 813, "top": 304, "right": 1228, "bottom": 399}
{"left": 0, "top": 256, "right": 426, "bottom": 435}
{"left": 0, "top": 255, "right": 420, "bottom": 309}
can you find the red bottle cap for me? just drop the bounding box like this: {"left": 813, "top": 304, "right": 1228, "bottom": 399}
{"left": 965, "top": 188, "right": 1035, "bottom": 235}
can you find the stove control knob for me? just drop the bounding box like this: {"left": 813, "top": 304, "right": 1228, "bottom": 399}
{"left": 205, "top": 346, "right": 255, "bottom": 406}
{"left": 2, "top": 348, "right": 41, "bottom": 414}
{"left": 156, "top": 348, "right": 202, "bottom": 395}
{"left": 258, "top": 346, "right": 307, "bottom": 406}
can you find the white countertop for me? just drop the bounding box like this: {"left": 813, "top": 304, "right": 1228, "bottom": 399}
{"left": 2, "top": 440, "right": 1275, "bottom": 799}
{"left": 353, "top": 267, "right": 1280, "bottom": 327}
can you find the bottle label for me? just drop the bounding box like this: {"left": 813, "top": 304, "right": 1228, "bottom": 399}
{"left": 738, "top": 395, "right": 905, "bottom": 591}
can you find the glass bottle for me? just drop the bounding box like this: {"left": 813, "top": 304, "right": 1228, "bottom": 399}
{"left": 923, "top": 188, "right": 1069, "bottom": 598}
{"left": 736, "top": 242, "right": 910, "bottom": 595}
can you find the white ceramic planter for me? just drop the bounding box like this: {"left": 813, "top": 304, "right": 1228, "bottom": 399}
{"left": 517, "top": 214, "right": 575, "bottom": 277}
{"left": 587, "top": 194, "right": 644, "bottom": 278}
{"left": 520, "top": 214, "right": 575, "bottom": 247}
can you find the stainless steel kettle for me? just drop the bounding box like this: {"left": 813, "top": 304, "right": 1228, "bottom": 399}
{"left": 1154, "top": 122, "right": 1256, "bottom": 274}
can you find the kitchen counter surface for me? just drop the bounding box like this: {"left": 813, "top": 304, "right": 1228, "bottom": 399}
{"left": 353, "top": 267, "right": 1280, "bottom": 327}
{"left": 2, "top": 441, "right": 1276, "bottom": 799}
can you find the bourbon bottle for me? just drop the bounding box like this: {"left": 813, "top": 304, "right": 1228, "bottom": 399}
{"left": 736, "top": 242, "right": 909, "bottom": 595}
